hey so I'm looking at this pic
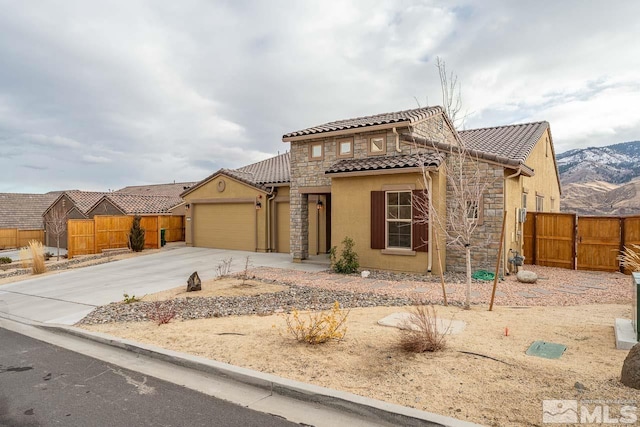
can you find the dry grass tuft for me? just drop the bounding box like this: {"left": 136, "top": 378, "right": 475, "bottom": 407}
{"left": 399, "top": 305, "right": 447, "bottom": 353}
{"left": 619, "top": 245, "right": 640, "bottom": 273}
{"left": 28, "top": 241, "right": 46, "bottom": 274}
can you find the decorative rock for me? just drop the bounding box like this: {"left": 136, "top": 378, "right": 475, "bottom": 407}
{"left": 361, "top": 270, "right": 370, "bottom": 278}
{"left": 516, "top": 270, "right": 538, "bottom": 284}
{"left": 574, "top": 382, "right": 586, "bottom": 392}
{"left": 621, "top": 343, "right": 640, "bottom": 389}
{"left": 186, "top": 271, "right": 202, "bottom": 292}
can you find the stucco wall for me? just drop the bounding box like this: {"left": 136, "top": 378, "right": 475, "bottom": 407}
{"left": 522, "top": 129, "right": 561, "bottom": 212}
{"left": 331, "top": 172, "right": 447, "bottom": 274}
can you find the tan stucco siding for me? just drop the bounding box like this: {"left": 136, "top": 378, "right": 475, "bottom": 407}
{"left": 183, "top": 174, "right": 266, "bottom": 250}
{"left": 504, "top": 171, "right": 523, "bottom": 260}
{"left": 192, "top": 203, "right": 255, "bottom": 250}
{"left": 308, "top": 195, "right": 328, "bottom": 255}
{"left": 522, "top": 129, "right": 561, "bottom": 212}
{"left": 331, "top": 172, "right": 440, "bottom": 274}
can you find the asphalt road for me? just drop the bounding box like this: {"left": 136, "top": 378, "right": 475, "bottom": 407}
{"left": 0, "top": 327, "right": 297, "bottom": 427}
{"left": 0, "top": 246, "right": 326, "bottom": 324}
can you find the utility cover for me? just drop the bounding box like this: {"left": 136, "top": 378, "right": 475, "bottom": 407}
{"left": 526, "top": 341, "right": 567, "bottom": 359}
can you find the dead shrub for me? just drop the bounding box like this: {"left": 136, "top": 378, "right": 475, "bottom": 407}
{"left": 147, "top": 301, "right": 177, "bottom": 325}
{"left": 619, "top": 245, "right": 640, "bottom": 272}
{"left": 398, "top": 305, "right": 448, "bottom": 353}
{"left": 282, "top": 301, "right": 349, "bottom": 345}
{"left": 215, "top": 257, "right": 233, "bottom": 278}
{"left": 28, "top": 240, "right": 46, "bottom": 274}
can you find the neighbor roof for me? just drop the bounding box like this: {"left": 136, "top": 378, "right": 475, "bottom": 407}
{"left": 182, "top": 152, "right": 291, "bottom": 196}
{"left": 116, "top": 182, "right": 197, "bottom": 198}
{"left": 0, "top": 192, "right": 62, "bottom": 229}
{"left": 283, "top": 106, "right": 444, "bottom": 140}
{"left": 326, "top": 153, "right": 443, "bottom": 175}
{"left": 458, "top": 121, "right": 550, "bottom": 167}
{"left": 89, "top": 193, "right": 183, "bottom": 215}
{"left": 53, "top": 190, "right": 111, "bottom": 215}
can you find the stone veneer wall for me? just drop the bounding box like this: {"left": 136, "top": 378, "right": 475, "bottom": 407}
{"left": 444, "top": 159, "right": 505, "bottom": 273}
{"left": 289, "top": 113, "right": 469, "bottom": 263}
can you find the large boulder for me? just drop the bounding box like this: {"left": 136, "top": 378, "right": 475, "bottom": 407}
{"left": 516, "top": 270, "right": 538, "bottom": 284}
{"left": 186, "top": 271, "right": 202, "bottom": 292}
{"left": 621, "top": 342, "right": 640, "bottom": 389}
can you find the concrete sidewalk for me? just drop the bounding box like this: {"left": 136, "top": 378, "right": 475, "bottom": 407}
{"left": 0, "top": 315, "right": 480, "bottom": 427}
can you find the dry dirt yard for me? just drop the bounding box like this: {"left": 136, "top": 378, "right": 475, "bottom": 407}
{"left": 79, "top": 273, "right": 640, "bottom": 427}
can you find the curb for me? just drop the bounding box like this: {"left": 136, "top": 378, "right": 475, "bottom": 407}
{"left": 39, "top": 323, "right": 480, "bottom": 427}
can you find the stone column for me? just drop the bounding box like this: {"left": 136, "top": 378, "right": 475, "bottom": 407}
{"left": 290, "top": 189, "right": 309, "bottom": 261}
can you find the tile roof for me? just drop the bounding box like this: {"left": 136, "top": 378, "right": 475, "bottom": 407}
{"left": 233, "top": 152, "right": 290, "bottom": 185}
{"left": 116, "top": 182, "right": 197, "bottom": 198}
{"left": 183, "top": 152, "right": 291, "bottom": 196}
{"left": 95, "top": 193, "right": 183, "bottom": 215}
{"left": 64, "top": 191, "right": 111, "bottom": 214}
{"left": 283, "top": 106, "right": 444, "bottom": 139}
{"left": 0, "top": 192, "right": 61, "bottom": 229}
{"left": 325, "top": 153, "right": 443, "bottom": 175}
{"left": 458, "top": 121, "right": 549, "bottom": 166}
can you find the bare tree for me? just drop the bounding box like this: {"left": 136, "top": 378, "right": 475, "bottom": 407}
{"left": 411, "top": 58, "right": 497, "bottom": 309}
{"left": 44, "top": 203, "right": 67, "bottom": 261}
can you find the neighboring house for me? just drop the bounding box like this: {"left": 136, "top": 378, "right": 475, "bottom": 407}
{"left": 116, "top": 182, "right": 197, "bottom": 198}
{"left": 43, "top": 191, "right": 184, "bottom": 249}
{"left": 0, "top": 192, "right": 62, "bottom": 230}
{"left": 282, "top": 106, "right": 560, "bottom": 274}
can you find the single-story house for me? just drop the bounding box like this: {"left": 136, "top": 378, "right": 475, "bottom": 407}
{"left": 43, "top": 190, "right": 184, "bottom": 249}
{"left": 0, "top": 192, "right": 62, "bottom": 230}
{"left": 184, "top": 106, "right": 561, "bottom": 275}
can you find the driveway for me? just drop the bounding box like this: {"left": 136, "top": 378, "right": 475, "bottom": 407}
{"left": 0, "top": 247, "right": 327, "bottom": 325}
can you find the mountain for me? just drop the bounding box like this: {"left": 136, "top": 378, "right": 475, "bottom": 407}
{"left": 557, "top": 141, "right": 640, "bottom": 214}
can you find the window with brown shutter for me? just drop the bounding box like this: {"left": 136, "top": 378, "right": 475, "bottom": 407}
{"left": 370, "top": 191, "right": 385, "bottom": 249}
{"left": 412, "top": 189, "right": 428, "bottom": 252}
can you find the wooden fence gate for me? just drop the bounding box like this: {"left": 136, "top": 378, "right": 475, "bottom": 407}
{"left": 524, "top": 212, "right": 640, "bottom": 272}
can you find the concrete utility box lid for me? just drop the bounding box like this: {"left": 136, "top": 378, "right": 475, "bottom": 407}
{"left": 526, "top": 340, "right": 567, "bottom": 359}
{"left": 377, "top": 312, "right": 466, "bottom": 335}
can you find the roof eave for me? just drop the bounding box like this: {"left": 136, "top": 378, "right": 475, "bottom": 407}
{"left": 282, "top": 121, "right": 412, "bottom": 142}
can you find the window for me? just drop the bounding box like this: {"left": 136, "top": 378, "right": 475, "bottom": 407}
{"left": 337, "top": 138, "right": 353, "bottom": 158}
{"left": 386, "top": 191, "right": 412, "bottom": 248}
{"left": 368, "top": 135, "right": 386, "bottom": 155}
{"left": 550, "top": 197, "right": 556, "bottom": 212}
{"left": 536, "top": 195, "right": 544, "bottom": 212}
{"left": 466, "top": 200, "right": 479, "bottom": 221}
{"left": 309, "top": 142, "right": 323, "bottom": 160}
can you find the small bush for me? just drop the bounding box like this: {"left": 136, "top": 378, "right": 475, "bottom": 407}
{"left": 282, "top": 301, "right": 349, "bottom": 344}
{"left": 0, "top": 257, "right": 11, "bottom": 265}
{"left": 330, "top": 236, "right": 359, "bottom": 274}
{"left": 43, "top": 251, "right": 53, "bottom": 261}
{"left": 215, "top": 257, "right": 233, "bottom": 277}
{"left": 129, "top": 215, "right": 146, "bottom": 252}
{"left": 28, "top": 241, "right": 46, "bottom": 274}
{"left": 147, "top": 301, "right": 176, "bottom": 325}
{"left": 398, "top": 305, "right": 447, "bottom": 353}
{"left": 122, "top": 292, "right": 141, "bottom": 304}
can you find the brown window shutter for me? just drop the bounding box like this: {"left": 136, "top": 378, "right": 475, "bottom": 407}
{"left": 412, "top": 190, "right": 428, "bottom": 252}
{"left": 371, "top": 191, "right": 385, "bottom": 249}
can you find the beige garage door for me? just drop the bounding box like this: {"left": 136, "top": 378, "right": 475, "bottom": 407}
{"left": 193, "top": 203, "right": 254, "bottom": 250}
{"left": 276, "top": 202, "right": 290, "bottom": 254}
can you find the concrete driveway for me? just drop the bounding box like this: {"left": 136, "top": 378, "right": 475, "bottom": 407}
{"left": 0, "top": 246, "right": 327, "bottom": 325}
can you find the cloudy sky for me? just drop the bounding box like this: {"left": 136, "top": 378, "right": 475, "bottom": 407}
{"left": 1, "top": 1, "right": 639, "bottom": 193}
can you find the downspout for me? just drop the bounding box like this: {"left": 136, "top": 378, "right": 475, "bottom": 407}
{"left": 393, "top": 127, "right": 402, "bottom": 153}
{"left": 426, "top": 171, "right": 433, "bottom": 273}
{"left": 266, "top": 187, "right": 277, "bottom": 252}
{"left": 504, "top": 168, "right": 523, "bottom": 275}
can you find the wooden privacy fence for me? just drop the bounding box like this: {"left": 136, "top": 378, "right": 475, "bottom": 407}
{"left": 523, "top": 212, "right": 640, "bottom": 272}
{"left": 67, "top": 215, "right": 184, "bottom": 259}
{"left": 0, "top": 228, "right": 44, "bottom": 249}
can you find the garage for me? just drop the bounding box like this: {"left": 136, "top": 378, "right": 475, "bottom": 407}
{"left": 192, "top": 203, "right": 255, "bottom": 251}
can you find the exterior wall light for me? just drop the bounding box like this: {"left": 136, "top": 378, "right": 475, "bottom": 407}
{"left": 255, "top": 201, "right": 262, "bottom": 209}
{"left": 316, "top": 200, "right": 324, "bottom": 210}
